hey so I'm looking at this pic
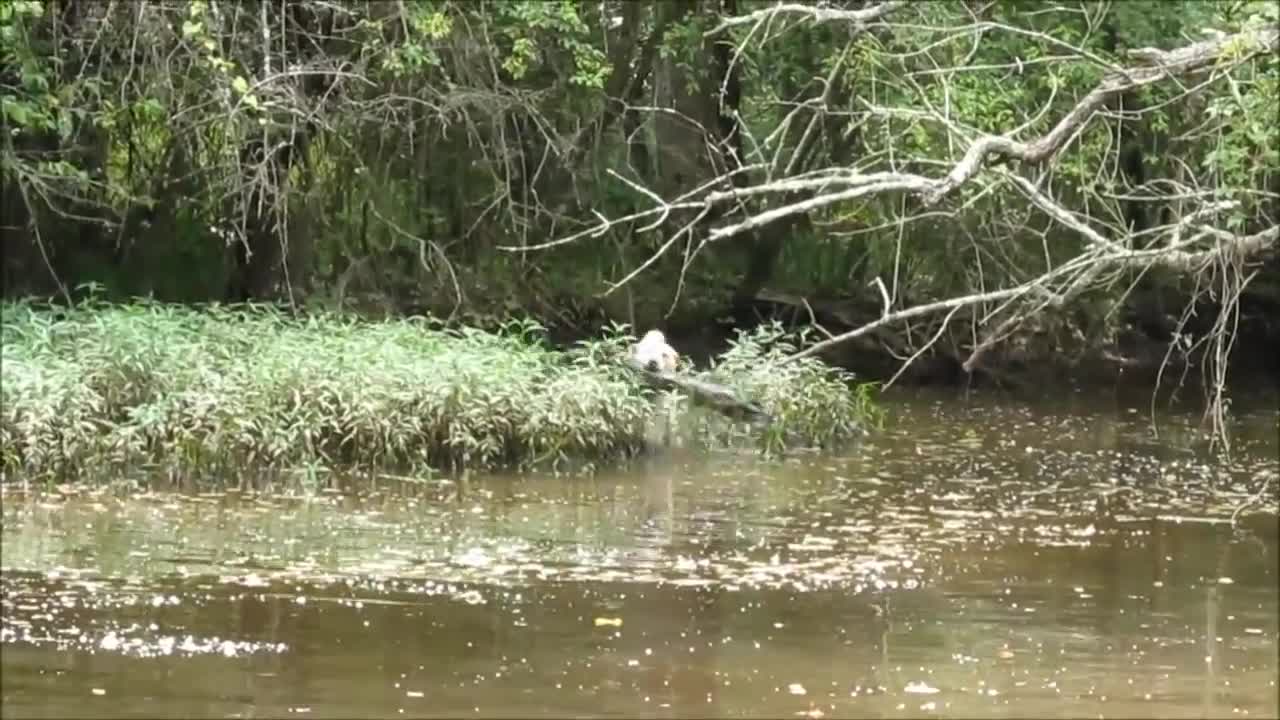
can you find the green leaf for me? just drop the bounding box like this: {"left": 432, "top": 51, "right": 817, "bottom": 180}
{"left": 231, "top": 76, "right": 250, "bottom": 95}
{"left": 4, "top": 100, "right": 32, "bottom": 127}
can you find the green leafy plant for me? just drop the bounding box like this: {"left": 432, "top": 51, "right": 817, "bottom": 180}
{"left": 1, "top": 304, "right": 882, "bottom": 486}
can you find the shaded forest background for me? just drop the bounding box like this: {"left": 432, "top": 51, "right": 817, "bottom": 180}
{"left": 2, "top": 0, "right": 1278, "bottom": 387}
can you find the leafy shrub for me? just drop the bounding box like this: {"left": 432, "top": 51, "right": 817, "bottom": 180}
{"left": 1, "top": 304, "right": 880, "bottom": 484}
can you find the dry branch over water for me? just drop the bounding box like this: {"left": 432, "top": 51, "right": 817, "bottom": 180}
{"left": 0, "top": 303, "right": 878, "bottom": 483}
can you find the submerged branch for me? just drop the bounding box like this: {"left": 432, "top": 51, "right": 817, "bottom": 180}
{"left": 624, "top": 357, "right": 772, "bottom": 423}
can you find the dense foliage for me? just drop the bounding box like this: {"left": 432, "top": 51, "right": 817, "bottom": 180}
{"left": 2, "top": 1, "right": 1277, "bottom": 379}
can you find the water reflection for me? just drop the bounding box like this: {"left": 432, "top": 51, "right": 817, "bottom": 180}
{"left": 2, "top": 387, "right": 1277, "bottom": 718}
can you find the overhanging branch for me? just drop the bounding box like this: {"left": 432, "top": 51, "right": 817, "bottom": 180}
{"left": 923, "top": 23, "right": 1280, "bottom": 206}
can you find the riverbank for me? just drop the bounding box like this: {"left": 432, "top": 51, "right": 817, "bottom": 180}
{"left": 0, "top": 302, "right": 879, "bottom": 484}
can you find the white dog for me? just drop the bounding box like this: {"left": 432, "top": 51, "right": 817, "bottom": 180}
{"left": 633, "top": 329, "right": 679, "bottom": 373}
{"left": 633, "top": 330, "right": 681, "bottom": 447}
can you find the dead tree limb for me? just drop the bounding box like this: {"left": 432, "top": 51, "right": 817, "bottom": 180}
{"left": 514, "top": 8, "right": 1277, "bottom": 448}
{"left": 925, "top": 24, "right": 1280, "bottom": 206}
{"left": 705, "top": 1, "right": 906, "bottom": 37}
{"left": 624, "top": 357, "right": 771, "bottom": 423}
{"left": 522, "top": 21, "right": 1278, "bottom": 264}
{"left": 787, "top": 221, "right": 1278, "bottom": 364}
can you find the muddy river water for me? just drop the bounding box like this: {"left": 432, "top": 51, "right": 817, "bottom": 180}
{"left": 2, "top": 386, "right": 1277, "bottom": 718}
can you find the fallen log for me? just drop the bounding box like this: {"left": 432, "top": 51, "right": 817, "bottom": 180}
{"left": 624, "top": 357, "right": 772, "bottom": 423}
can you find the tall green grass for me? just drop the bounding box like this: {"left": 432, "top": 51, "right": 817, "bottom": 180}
{"left": 1, "top": 302, "right": 879, "bottom": 484}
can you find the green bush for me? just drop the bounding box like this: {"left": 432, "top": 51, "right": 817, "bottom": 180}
{"left": 1, "top": 303, "right": 880, "bottom": 484}
{"left": 686, "top": 323, "right": 883, "bottom": 454}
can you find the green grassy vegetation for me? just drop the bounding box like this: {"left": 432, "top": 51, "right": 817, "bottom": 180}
{"left": 684, "top": 325, "right": 882, "bottom": 454}
{"left": 0, "top": 302, "right": 879, "bottom": 485}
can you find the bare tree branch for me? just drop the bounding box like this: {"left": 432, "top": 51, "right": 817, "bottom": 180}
{"left": 531, "top": 21, "right": 1278, "bottom": 286}
{"left": 705, "top": 1, "right": 906, "bottom": 37}
{"left": 924, "top": 23, "right": 1280, "bottom": 205}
